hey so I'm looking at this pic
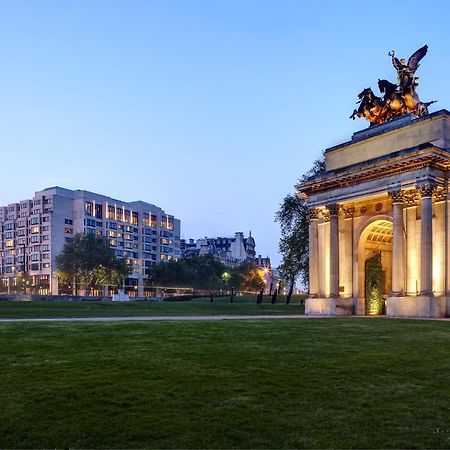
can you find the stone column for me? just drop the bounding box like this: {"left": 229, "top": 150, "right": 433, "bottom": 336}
{"left": 308, "top": 208, "right": 319, "bottom": 297}
{"left": 403, "top": 191, "right": 418, "bottom": 296}
{"left": 417, "top": 183, "right": 434, "bottom": 296}
{"left": 328, "top": 204, "right": 340, "bottom": 298}
{"left": 390, "top": 190, "right": 405, "bottom": 295}
{"left": 433, "top": 189, "right": 446, "bottom": 296}
{"left": 446, "top": 186, "right": 450, "bottom": 298}
{"left": 341, "top": 207, "right": 354, "bottom": 297}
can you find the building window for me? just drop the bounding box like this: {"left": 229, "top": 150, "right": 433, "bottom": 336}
{"left": 85, "top": 202, "right": 93, "bottom": 216}
{"left": 64, "top": 228, "right": 73, "bottom": 234}
{"left": 95, "top": 204, "right": 103, "bottom": 219}
{"left": 65, "top": 219, "right": 73, "bottom": 225}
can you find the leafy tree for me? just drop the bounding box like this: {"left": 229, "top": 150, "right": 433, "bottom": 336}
{"left": 276, "top": 156, "right": 325, "bottom": 303}
{"left": 15, "top": 271, "right": 32, "bottom": 295}
{"left": 148, "top": 254, "right": 230, "bottom": 290}
{"left": 56, "top": 233, "right": 129, "bottom": 295}
{"left": 238, "top": 261, "right": 265, "bottom": 293}
{"left": 148, "top": 254, "right": 265, "bottom": 293}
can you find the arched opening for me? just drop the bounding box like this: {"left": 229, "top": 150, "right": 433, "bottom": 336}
{"left": 358, "top": 219, "right": 393, "bottom": 315}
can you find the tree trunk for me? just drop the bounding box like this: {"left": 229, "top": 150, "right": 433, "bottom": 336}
{"left": 286, "top": 278, "right": 294, "bottom": 304}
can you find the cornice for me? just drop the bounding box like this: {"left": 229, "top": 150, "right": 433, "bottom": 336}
{"left": 298, "top": 145, "right": 449, "bottom": 197}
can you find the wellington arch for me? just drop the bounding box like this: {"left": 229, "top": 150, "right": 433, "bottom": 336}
{"left": 298, "top": 110, "right": 450, "bottom": 318}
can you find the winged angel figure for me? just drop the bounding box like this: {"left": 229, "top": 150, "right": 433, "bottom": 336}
{"left": 389, "top": 45, "right": 428, "bottom": 90}
{"left": 350, "top": 45, "right": 436, "bottom": 125}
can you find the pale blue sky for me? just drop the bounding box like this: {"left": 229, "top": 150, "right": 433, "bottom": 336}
{"left": 1, "top": 0, "right": 449, "bottom": 265}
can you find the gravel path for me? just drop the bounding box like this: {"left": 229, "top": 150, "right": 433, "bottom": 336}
{"left": 0, "top": 314, "right": 310, "bottom": 323}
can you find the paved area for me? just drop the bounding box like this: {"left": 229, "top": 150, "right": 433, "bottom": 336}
{"left": 0, "top": 315, "right": 448, "bottom": 323}
{"left": 0, "top": 314, "right": 309, "bottom": 323}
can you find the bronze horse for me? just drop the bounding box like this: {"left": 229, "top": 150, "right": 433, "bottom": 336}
{"left": 350, "top": 88, "right": 385, "bottom": 125}
{"left": 378, "top": 79, "right": 407, "bottom": 117}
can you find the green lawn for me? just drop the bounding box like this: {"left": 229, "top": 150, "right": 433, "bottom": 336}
{"left": 1, "top": 318, "right": 450, "bottom": 448}
{"left": 0, "top": 296, "right": 305, "bottom": 318}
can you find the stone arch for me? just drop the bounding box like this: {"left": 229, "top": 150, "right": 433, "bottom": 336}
{"left": 353, "top": 214, "right": 395, "bottom": 314}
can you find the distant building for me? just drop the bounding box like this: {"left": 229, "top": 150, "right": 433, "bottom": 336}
{"left": 0, "top": 187, "right": 180, "bottom": 296}
{"left": 181, "top": 232, "right": 256, "bottom": 267}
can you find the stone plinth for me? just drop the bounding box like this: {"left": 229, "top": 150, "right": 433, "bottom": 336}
{"left": 387, "top": 296, "right": 446, "bottom": 318}
{"left": 335, "top": 298, "right": 353, "bottom": 316}
{"left": 305, "top": 298, "right": 336, "bottom": 316}
{"left": 326, "top": 110, "right": 450, "bottom": 171}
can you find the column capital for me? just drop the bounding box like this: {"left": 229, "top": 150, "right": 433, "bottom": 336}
{"left": 434, "top": 187, "right": 447, "bottom": 203}
{"left": 402, "top": 190, "right": 418, "bottom": 208}
{"left": 307, "top": 208, "right": 320, "bottom": 221}
{"left": 326, "top": 203, "right": 339, "bottom": 216}
{"left": 388, "top": 189, "right": 404, "bottom": 204}
{"left": 416, "top": 182, "right": 436, "bottom": 198}
{"left": 342, "top": 206, "right": 355, "bottom": 219}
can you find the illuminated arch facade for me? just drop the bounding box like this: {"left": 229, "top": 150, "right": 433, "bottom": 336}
{"left": 298, "top": 110, "right": 450, "bottom": 317}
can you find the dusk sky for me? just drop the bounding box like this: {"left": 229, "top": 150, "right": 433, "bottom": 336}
{"left": 1, "top": 0, "right": 449, "bottom": 265}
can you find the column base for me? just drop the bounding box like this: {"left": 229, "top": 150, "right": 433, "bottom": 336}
{"left": 387, "top": 296, "right": 446, "bottom": 318}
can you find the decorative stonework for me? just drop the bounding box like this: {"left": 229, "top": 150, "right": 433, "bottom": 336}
{"left": 389, "top": 190, "right": 404, "bottom": 203}
{"left": 342, "top": 206, "right": 355, "bottom": 219}
{"left": 308, "top": 208, "right": 320, "bottom": 220}
{"left": 322, "top": 211, "right": 330, "bottom": 222}
{"left": 434, "top": 187, "right": 447, "bottom": 203}
{"left": 417, "top": 183, "right": 435, "bottom": 198}
{"left": 360, "top": 206, "right": 367, "bottom": 214}
{"left": 375, "top": 202, "right": 383, "bottom": 212}
{"left": 402, "top": 190, "right": 418, "bottom": 207}
{"left": 326, "top": 204, "right": 339, "bottom": 216}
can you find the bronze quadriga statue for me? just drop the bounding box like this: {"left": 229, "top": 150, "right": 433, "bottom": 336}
{"left": 351, "top": 45, "right": 437, "bottom": 125}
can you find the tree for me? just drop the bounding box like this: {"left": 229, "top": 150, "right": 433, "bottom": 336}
{"left": 238, "top": 261, "right": 265, "bottom": 293}
{"left": 276, "top": 156, "right": 325, "bottom": 303}
{"left": 56, "top": 233, "right": 129, "bottom": 295}
{"left": 148, "top": 254, "right": 231, "bottom": 290}
{"left": 148, "top": 254, "right": 265, "bottom": 293}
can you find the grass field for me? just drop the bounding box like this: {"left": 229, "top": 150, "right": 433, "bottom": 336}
{"left": 1, "top": 317, "right": 450, "bottom": 448}
{"left": 0, "top": 295, "right": 305, "bottom": 318}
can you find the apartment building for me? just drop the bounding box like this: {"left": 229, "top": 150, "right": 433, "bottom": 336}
{"left": 0, "top": 187, "right": 181, "bottom": 296}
